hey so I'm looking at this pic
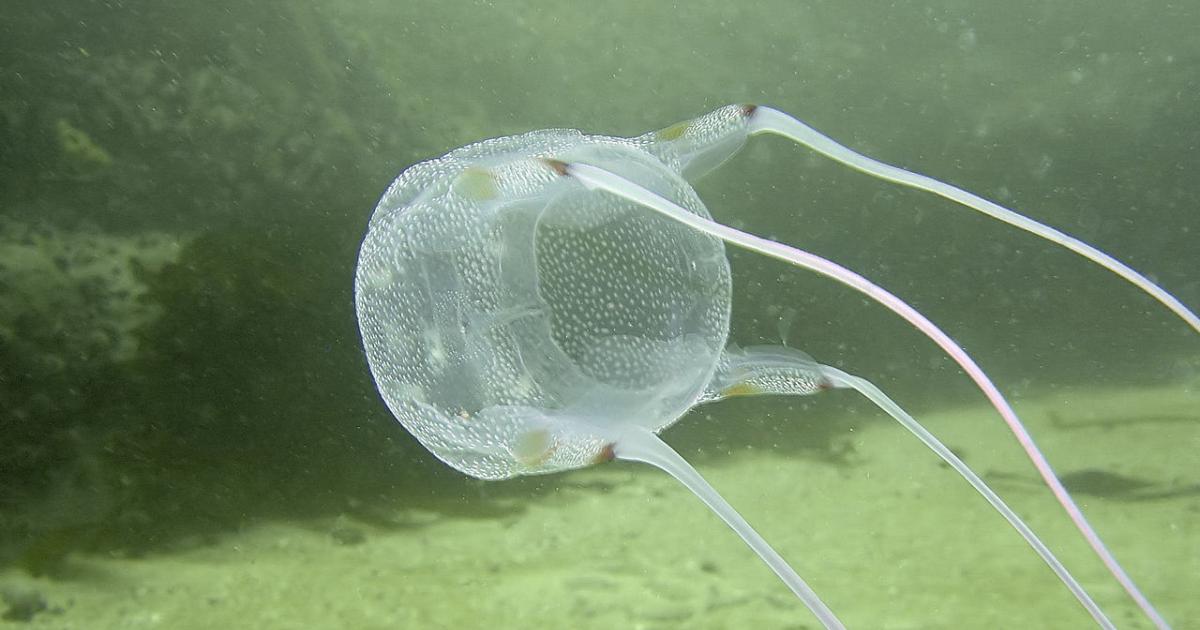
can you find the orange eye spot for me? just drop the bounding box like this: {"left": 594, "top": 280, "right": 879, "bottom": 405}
{"left": 592, "top": 443, "right": 616, "bottom": 465}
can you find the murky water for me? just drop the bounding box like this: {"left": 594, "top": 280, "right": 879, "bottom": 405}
{"left": 1, "top": 1, "right": 1196, "bottom": 628}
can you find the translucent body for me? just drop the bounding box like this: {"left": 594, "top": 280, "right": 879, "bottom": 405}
{"left": 355, "top": 129, "right": 732, "bottom": 479}
{"left": 355, "top": 105, "right": 1192, "bottom": 629}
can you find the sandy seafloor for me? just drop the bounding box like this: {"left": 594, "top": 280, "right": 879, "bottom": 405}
{"left": 2, "top": 384, "right": 1196, "bottom": 630}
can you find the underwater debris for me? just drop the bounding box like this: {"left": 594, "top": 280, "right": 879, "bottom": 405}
{"left": 0, "top": 219, "right": 185, "bottom": 556}
{"left": 54, "top": 118, "right": 112, "bottom": 176}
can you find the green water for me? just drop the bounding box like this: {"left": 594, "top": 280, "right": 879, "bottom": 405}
{"left": 1, "top": 1, "right": 1196, "bottom": 628}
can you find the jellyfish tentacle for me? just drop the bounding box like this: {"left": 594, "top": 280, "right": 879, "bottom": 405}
{"left": 612, "top": 424, "right": 847, "bottom": 630}
{"left": 746, "top": 105, "right": 1199, "bottom": 337}
{"left": 698, "top": 344, "right": 1117, "bottom": 629}
{"left": 553, "top": 160, "right": 1134, "bottom": 628}
{"left": 819, "top": 362, "right": 1115, "bottom": 630}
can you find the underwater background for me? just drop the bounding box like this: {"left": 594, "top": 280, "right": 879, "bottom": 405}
{"left": 1, "top": 1, "right": 1197, "bottom": 628}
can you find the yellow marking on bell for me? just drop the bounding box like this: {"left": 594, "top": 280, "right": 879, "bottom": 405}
{"left": 513, "top": 429, "right": 556, "bottom": 466}
{"left": 655, "top": 120, "right": 692, "bottom": 141}
{"left": 452, "top": 167, "right": 498, "bottom": 200}
{"left": 721, "top": 382, "right": 763, "bottom": 397}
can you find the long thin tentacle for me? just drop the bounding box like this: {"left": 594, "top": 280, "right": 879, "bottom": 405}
{"left": 613, "top": 425, "right": 847, "bottom": 630}
{"left": 748, "top": 105, "right": 1199, "bottom": 337}
{"left": 745, "top": 106, "right": 1175, "bottom": 629}
{"left": 551, "top": 159, "right": 1138, "bottom": 627}
{"left": 819, "top": 364, "right": 1114, "bottom": 629}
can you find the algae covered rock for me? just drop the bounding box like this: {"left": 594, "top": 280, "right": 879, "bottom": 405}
{"left": 0, "top": 219, "right": 183, "bottom": 498}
